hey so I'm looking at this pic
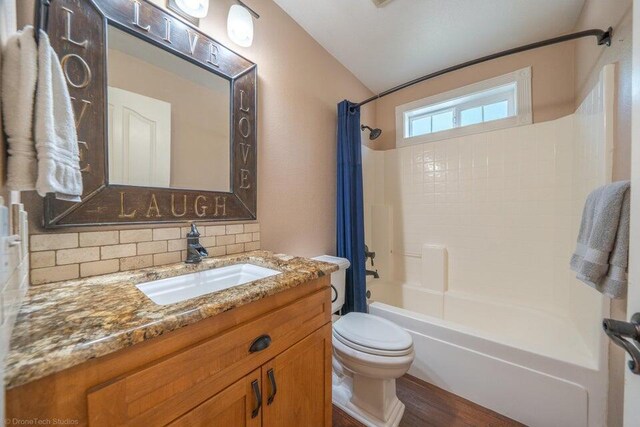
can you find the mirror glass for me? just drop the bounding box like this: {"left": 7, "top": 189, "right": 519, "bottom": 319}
{"left": 106, "top": 26, "right": 231, "bottom": 191}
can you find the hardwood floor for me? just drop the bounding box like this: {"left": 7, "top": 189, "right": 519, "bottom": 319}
{"left": 332, "top": 375, "right": 525, "bottom": 427}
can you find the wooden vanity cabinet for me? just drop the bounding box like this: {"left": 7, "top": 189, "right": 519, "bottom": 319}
{"left": 7, "top": 277, "right": 333, "bottom": 427}
{"left": 168, "top": 325, "right": 331, "bottom": 427}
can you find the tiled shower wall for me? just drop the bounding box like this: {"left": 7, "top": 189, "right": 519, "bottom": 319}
{"left": 386, "top": 117, "right": 576, "bottom": 314}
{"left": 364, "top": 66, "right": 613, "bottom": 320}
{"left": 29, "top": 222, "right": 260, "bottom": 285}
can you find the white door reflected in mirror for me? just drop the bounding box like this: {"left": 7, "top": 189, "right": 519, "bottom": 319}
{"left": 108, "top": 87, "right": 171, "bottom": 188}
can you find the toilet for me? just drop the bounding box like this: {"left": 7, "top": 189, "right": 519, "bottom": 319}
{"left": 312, "top": 255, "right": 414, "bottom": 427}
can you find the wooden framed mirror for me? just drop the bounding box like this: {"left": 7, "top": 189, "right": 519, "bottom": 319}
{"left": 42, "top": 0, "right": 257, "bottom": 227}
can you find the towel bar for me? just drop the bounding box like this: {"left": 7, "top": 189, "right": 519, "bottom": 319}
{"left": 34, "top": 0, "right": 51, "bottom": 44}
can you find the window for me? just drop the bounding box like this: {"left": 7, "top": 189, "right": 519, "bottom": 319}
{"left": 408, "top": 108, "right": 454, "bottom": 136}
{"left": 397, "top": 67, "right": 532, "bottom": 146}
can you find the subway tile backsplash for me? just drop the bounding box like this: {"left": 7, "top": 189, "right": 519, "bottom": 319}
{"left": 29, "top": 222, "right": 260, "bottom": 285}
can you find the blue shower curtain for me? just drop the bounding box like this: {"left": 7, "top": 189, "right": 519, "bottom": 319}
{"left": 336, "top": 100, "right": 367, "bottom": 313}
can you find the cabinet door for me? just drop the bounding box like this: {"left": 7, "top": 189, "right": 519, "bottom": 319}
{"left": 262, "top": 324, "right": 332, "bottom": 427}
{"left": 168, "top": 368, "right": 262, "bottom": 427}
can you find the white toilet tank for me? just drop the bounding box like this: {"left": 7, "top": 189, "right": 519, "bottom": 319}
{"left": 312, "top": 255, "right": 350, "bottom": 314}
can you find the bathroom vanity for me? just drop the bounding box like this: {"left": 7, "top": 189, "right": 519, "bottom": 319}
{"left": 5, "top": 252, "right": 336, "bottom": 426}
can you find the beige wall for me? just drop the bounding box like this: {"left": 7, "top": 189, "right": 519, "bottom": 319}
{"left": 370, "top": 42, "right": 576, "bottom": 150}
{"left": 18, "top": 0, "right": 373, "bottom": 261}
{"left": 573, "top": 2, "right": 633, "bottom": 426}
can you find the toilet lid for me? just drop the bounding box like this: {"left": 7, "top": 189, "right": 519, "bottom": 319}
{"left": 333, "top": 313, "right": 413, "bottom": 355}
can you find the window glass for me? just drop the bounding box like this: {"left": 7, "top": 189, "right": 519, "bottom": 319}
{"left": 432, "top": 110, "right": 454, "bottom": 132}
{"left": 483, "top": 100, "right": 509, "bottom": 122}
{"left": 410, "top": 116, "right": 431, "bottom": 136}
{"left": 460, "top": 107, "right": 483, "bottom": 127}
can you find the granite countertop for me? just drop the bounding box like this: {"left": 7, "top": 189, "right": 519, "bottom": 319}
{"left": 5, "top": 251, "right": 338, "bottom": 389}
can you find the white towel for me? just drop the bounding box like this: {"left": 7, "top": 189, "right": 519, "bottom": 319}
{"left": 570, "top": 181, "right": 630, "bottom": 298}
{"left": 1, "top": 26, "right": 38, "bottom": 191}
{"left": 35, "top": 29, "right": 82, "bottom": 202}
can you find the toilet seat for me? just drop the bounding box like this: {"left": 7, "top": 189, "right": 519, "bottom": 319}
{"left": 333, "top": 312, "right": 413, "bottom": 357}
{"left": 333, "top": 331, "right": 414, "bottom": 357}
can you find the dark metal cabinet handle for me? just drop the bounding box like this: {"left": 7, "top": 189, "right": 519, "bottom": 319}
{"left": 249, "top": 335, "right": 272, "bottom": 353}
{"left": 267, "top": 368, "right": 277, "bottom": 405}
{"left": 603, "top": 312, "right": 640, "bottom": 374}
{"left": 251, "top": 379, "right": 262, "bottom": 418}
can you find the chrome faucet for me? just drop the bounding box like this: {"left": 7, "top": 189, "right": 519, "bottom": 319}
{"left": 185, "top": 223, "right": 208, "bottom": 264}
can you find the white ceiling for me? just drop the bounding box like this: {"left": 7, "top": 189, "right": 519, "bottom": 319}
{"left": 273, "top": 0, "right": 586, "bottom": 93}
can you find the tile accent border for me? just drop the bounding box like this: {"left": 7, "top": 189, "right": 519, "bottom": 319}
{"left": 29, "top": 223, "right": 260, "bottom": 285}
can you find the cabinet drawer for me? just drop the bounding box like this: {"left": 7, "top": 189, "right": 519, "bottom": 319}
{"left": 87, "top": 287, "right": 331, "bottom": 426}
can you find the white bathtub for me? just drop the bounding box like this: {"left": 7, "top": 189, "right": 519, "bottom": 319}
{"left": 367, "top": 281, "right": 609, "bottom": 427}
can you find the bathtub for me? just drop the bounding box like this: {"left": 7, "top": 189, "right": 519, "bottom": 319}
{"left": 367, "top": 281, "right": 609, "bottom": 427}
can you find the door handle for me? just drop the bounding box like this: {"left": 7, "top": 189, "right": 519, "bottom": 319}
{"left": 267, "top": 368, "right": 277, "bottom": 405}
{"left": 251, "top": 379, "right": 262, "bottom": 418}
{"left": 603, "top": 312, "right": 640, "bottom": 375}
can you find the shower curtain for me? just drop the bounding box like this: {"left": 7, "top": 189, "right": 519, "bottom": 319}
{"left": 336, "top": 100, "right": 367, "bottom": 313}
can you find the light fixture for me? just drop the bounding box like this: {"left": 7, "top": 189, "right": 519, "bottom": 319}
{"left": 227, "top": 3, "right": 254, "bottom": 47}
{"left": 174, "top": 0, "right": 209, "bottom": 19}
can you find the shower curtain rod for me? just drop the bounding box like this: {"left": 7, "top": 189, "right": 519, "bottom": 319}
{"left": 351, "top": 27, "right": 613, "bottom": 110}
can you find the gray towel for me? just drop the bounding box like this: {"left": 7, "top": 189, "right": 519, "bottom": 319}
{"left": 570, "top": 181, "right": 630, "bottom": 298}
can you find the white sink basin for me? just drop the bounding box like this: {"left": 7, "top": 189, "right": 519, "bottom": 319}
{"left": 136, "top": 263, "right": 281, "bottom": 305}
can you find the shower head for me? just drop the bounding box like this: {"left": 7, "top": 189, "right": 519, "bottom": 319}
{"left": 361, "top": 125, "right": 382, "bottom": 140}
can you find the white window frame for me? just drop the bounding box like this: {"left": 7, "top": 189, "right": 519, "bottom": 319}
{"left": 396, "top": 67, "right": 532, "bottom": 147}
